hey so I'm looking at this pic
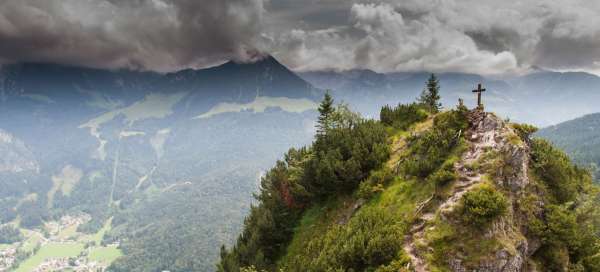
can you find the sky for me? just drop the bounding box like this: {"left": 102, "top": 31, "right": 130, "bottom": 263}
{"left": 1, "top": 0, "right": 600, "bottom": 75}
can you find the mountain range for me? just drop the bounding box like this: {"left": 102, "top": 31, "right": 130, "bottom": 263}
{"left": 2, "top": 55, "right": 600, "bottom": 271}
{"left": 301, "top": 69, "right": 600, "bottom": 126}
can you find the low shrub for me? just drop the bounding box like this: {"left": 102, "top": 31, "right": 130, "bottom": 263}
{"left": 401, "top": 109, "right": 468, "bottom": 179}
{"left": 511, "top": 123, "right": 538, "bottom": 142}
{"left": 284, "top": 208, "right": 403, "bottom": 271}
{"left": 428, "top": 169, "right": 457, "bottom": 187}
{"left": 380, "top": 103, "right": 428, "bottom": 130}
{"left": 357, "top": 168, "right": 394, "bottom": 199}
{"left": 460, "top": 185, "right": 508, "bottom": 226}
{"left": 530, "top": 139, "right": 591, "bottom": 203}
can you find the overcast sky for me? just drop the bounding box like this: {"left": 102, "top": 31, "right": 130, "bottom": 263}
{"left": 1, "top": 0, "right": 600, "bottom": 75}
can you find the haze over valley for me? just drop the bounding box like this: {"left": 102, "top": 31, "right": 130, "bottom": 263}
{"left": 1, "top": 0, "right": 600, "bottom": 271}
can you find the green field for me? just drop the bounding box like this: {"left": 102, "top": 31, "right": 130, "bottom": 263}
{"left": 19, "top": 232, "right": 42, "bottom": 253}
{"left": 13, "top": 217, "right": 120, "bottom": 271}
{"left": 90, "top": 217, "right": 112, "bottom": 244}
{"left": 14, "top": 243, "right": 85, "bottom": 272}
{"left": 89, "top": 245, "right": 123, "bottom": 264}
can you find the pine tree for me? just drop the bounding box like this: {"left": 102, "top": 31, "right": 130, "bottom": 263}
{"left": 317, "top": 91, "right": 335, "bottom": 135}
{"left": 419, "top": 73, "right": 442, "bottom": 113}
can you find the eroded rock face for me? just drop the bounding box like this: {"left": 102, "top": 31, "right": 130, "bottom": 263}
{"left": 449, "top": 110, "right": 535, "bottom": 272}
{"left": 499, "top": 144, "right": 530, "bottom": 192}
{"left": 479, "top": 242, "right": 528, "bottom": 272}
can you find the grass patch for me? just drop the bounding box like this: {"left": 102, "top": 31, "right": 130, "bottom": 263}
{"left": 81, "top": 217, "right": 113, "bottom": 245}
{"left": 424, "top": 217, "right": 502, "bottom": 270}
{"left": 58, "top": 224, "right": 79, "bottom": 240}
{"left": 14, "top": 242, "right": 85, "bottom": 272}
{"left": 88, "top": 245, "right": 122, "bottom": 264}
{"left": 0, "top": 243, "right": 12, "bottom": 250}
{"left": 19, "top": 231, "right": 42, "bottom": 253}
{"left": 372, "top": 177, "right": 436, "bottom": 221}
{"left": 91, "top": 217, "right": 112, "bottom": 245}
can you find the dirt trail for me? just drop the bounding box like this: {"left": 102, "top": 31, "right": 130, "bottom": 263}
{"left": 402, "top": 111, "right": 502, "bottom": 272}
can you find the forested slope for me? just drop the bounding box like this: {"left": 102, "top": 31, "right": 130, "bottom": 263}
{"left": 538, "top": 113, "right": 600, "bottom": 182}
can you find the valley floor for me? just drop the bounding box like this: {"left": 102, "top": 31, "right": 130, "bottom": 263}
{"left": 0, "top": 214, "right": 121, "bottom": 272}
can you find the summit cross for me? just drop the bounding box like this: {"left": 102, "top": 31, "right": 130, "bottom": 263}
{"left": 472, "top": 83, "right": 486, "bottom": 108}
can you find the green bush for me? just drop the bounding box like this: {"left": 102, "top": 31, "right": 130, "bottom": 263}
{"left": 460, "top": 185, "right": 508, "bottom": 226}
{"left": 427, "top": 158, "right": 458, "bottom": 186}
{"left": 308, "top": 119, "right": 390, "bottom": 195}
{"left": 284, "top": 208, "right": 403, "bottom": 271}
{"left": 220, "top": 100, "right": 392, "bottom": 271}
{"left": 428, "top": 169, "right": 457, "bottom": 187}
{"left": 583, "top": 254, "right": 600, "bottom": 271}
{"left": 0, "top": 225, "right": 22, "bottom": 244}
{"left": 380, "top": 103, "right": 428, "bottom": 130}
{"left": 512, "top": 123, "right": 538, "bottom": 142}
{"left": 402, "top": 109, "right": 468, "bottom": 178}
{"left": 530, "top": 202, "right": 600, "bottom": 270}
{"left": 530, "top": 139, "right": 591, "bottom": 203}
{"left": 535, "top": 245, "right": 570, "bottom": 271}
{"left": 357, "top": 168, "right": 394, "bottom": 199}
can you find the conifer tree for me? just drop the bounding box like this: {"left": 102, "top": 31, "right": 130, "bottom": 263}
{"left": 419, "top": 73, "right": 442, "bottom": 113}
{"left": 317, "top": 91, "right": 335, "bottom": 135}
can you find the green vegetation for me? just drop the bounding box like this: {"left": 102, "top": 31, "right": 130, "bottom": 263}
{"left": 219, "top": 75, "right": 476, "bottom": 271}
{"left": 380, "top": 103, "right": 428, "bottom": 130}
{"left": 530, "top": 138, "right": 589, "bottom": 204}
{"left": 219, "top": 94, "right": 391, "bottom": 271}
{"left": 89, "top": 245, "right": 123, "bottom": 264}
{"left": 282, "top": 207, "right": 403, "bottom": 271}
{"left": 218, "top": 78, "right": 600, "bottom": 272}
{"left": 400, "top": 106, "right": 468, "bottom": 178}
{"left": 511, "top": 123, "right": 538, "bottom": 143}
{"left": 418, "top": 73, "right": 442, "bottom": 113}
{"left": 527, "top": 138, "right": 600, "bottom": 270}
{"left": 0, "top": 225, "right": 22, "bottom": 244}
{"left": 20, "top": 231, "right": 43, "bottom": 253}
{"left": 459, "top": 184, "right": 508, "bottom": 226}
{"left": 316, "top": 91, "right": 335, "bottom": 136}
{"left": 14, "top": 243, "right": 85, "bottom": 272}
{"left": 537, "top": 113, "right": 600, "bottom": 182}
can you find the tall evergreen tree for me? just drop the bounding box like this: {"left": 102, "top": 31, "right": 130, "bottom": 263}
{"left": 317, "top": 91, "right": 335, "bottom": 135}
{"left": 419, "top": 73, "right": 442, "bottom": 113}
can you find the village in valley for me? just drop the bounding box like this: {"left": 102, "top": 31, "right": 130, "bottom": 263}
{"left": 0, "top": 213, "right": 121, "bottom": 271}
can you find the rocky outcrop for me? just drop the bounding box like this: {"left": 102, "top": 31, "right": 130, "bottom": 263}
{"left": 405, "top": 109, "right": 540, "bottom": 272}
{"left": 450, "top": 110, "right": 537, "bottom": 272}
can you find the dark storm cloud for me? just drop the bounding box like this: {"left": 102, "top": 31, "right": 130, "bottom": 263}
{"left": 1, "top": 0, "right": 600, "bottom": 74}
{"left": 0, "top": 0, "right": 265, "bottom": 71}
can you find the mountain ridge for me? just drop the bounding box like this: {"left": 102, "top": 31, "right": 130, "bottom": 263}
{"left": 219, "top": 100, "right": 600, "bottom": 271}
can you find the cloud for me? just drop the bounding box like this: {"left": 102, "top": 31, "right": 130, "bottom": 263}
{"left": 268, "top": 0, "right": 600, "bottom": 75}
{"left": 1, "top": 0, "right": 600, "bottom": 74}
{"left": 0, "top": 0, "right": 265, "bottom": 72}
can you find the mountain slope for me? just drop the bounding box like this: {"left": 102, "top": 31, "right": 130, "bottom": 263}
{"left": 219, "top": 101, "right": 600, "bottom": 271}
{"left": 538, "top": 113, "right": 600, "bottom": 182}
{"left": 0, "top": 56, "right": 322, "bottom": 271}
